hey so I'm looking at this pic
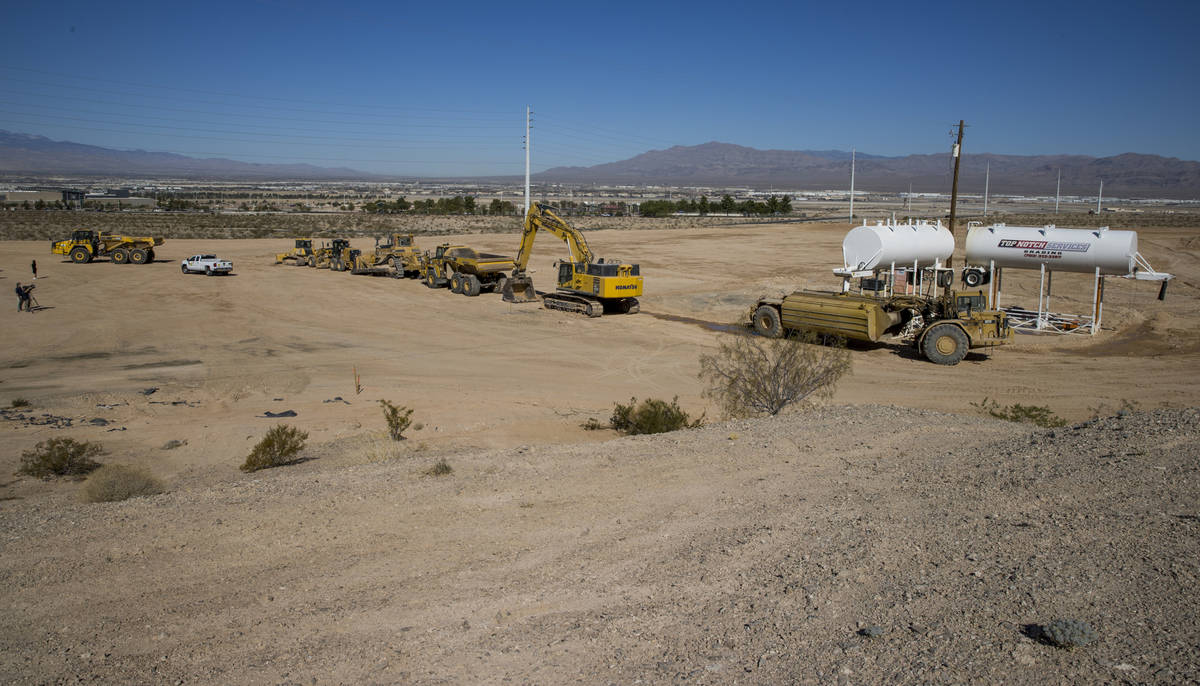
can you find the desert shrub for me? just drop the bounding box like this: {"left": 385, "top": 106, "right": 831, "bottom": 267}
{"left": 241, "top": 424, "right": 308, "bottom": 472}
{"left": 379, "top": 400, "right": 414, "bottom": 441}
{"left": 426, "top": 459, "right": 453, "bottom": 476}
{"left": 10, "top": 398, "right": 30, "bottom": 408}
{"left": 580, "top": 417, "right": 606, "bottom": 431}
{"left": 81, "top": 464, "right": 165, "bottom": 503}
{"left": 610, "top": 397, "right": 702, "bottom": 435}
{"left": 698, "top": 332, "right": 851, "bottom": 417}
{"left": 18, "top": 437, "right": 104, "bottom": 478}
{"left": 972, "top": 398, "right": 1067, "bottom": 428}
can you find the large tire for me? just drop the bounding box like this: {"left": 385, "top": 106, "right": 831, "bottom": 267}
{"left": 752, "top": 305, "right": 783, "bottom": 338}
{"left": 963, "top": 269, "right": 983, "bottom": 288}
{"left": 70, "top": 246, "right": 91, "bottom": 264}
{"left": 205, "top": 267, "right": 214, "bottom": 276}
{"left": 450, "top": 273, "right": 464, "bottom": 294}
{"left": 146, "top": 250, "right": 156, "bottom": 262}
{"left": 111, "top": 249, "right": 129, "bottom": 264}
{"left": 922, "top": 323, "right": 969, "bottom": 365}
{"left": 494, "top": 275, "right": 507, "bottom": 295}
{"left": 129, "top": 249, "right": 149, "bottom": 264}
{"left": 464, "top": 274, "right": 481, "bottom": 297}
{"left": 424, "top": 267, "right": 438, "bottom": 288}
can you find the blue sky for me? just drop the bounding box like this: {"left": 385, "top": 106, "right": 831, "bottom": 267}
{"left": 1, "top": 0, "right": 1197, "bottom": 175}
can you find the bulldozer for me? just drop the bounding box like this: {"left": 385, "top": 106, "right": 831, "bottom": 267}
{"left": 374, "top": 233, "right": 423, "bottom": 278}
{"left": 51, "top": 229, "right": 164, "bottom": 264}
{"left": 275, "top": 238, "right": 315, "bottom": 265}
{"left": 749, "top": 269, "right": 1012, "bottom": 365}
{"left": 502, "top": 203, "right": 642, "bottom": 317}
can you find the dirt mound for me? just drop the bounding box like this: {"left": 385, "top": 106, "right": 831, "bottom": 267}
{"left": 1, "top": 405, "right": 1196, "bottom": 684}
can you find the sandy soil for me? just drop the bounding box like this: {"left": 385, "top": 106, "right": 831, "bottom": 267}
{"left": 1, "top": 220, "right": 1198, "bottom": 683}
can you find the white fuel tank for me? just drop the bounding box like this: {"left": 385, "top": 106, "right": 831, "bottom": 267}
{"left": 966, "top": 224, "right": 1138, "bottom": 275}
{"left": 841, "top": 220, "right": 955, "bottom": 272}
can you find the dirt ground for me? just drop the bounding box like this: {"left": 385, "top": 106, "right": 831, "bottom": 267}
{"left": 1, "top": 220, "right": 1198, "bottom": 684}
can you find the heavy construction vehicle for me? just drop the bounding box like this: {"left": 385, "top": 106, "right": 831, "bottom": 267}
{"left": 375, "top": 233, "right": 423, "bottom": 278}
{"left": 275, "top": 238, "right": 315, "bottom": 265}
{"left": 420, "top": 244, "right": 516, "bottom": 296}
{"left": 306, "top": 239, "right": 350, "bottom": 269}
{"left": 330, "top": 241, "right": 363, "bottom": 272}
{"left": 749, "top": 270, "right": 1012, "bottom": 365}
{"left": 52, "top": 229, "right": 164, "bottom": 264}
{"left": 502, "top": 203, "right": 641, "bottom": 316}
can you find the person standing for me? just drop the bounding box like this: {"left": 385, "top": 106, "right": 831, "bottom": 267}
{"left": 31, "top": 259, "right": 37, "bottom": 280}
{"left": 15, "top": 282, "right": 34, "bottom": 312}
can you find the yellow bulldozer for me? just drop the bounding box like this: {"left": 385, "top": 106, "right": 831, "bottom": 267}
{"left": 374, "top": 233, "right": 423, "bottom": 278}
{"left": 502, "top": 203, "right": 641, "bottom": 316}
{"left": 275, "top": 238, "right": 315, "bottom": 265}
{"left": 51, "top": 229, "right": 164, "bottom": 264}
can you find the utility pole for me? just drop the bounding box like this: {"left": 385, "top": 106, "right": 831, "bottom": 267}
{"left": 947, "top": 120, "right": 964, "bottom": 268}
{"left": 524, "top": 105, "right": 532, "bottom": 217}
{"left": 1055, "top": 169, "right": 1061, "bottom": 214}
{"left": 849, "top": 147, "right": 855, "bottom": 222}
{"left": 983, "top": 160, "right": 990, "bottom": 217}
{"left": 1096, "top": 179, "right": 1103, "bottom": 214}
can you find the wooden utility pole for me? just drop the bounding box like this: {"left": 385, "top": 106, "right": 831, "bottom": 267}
{"left": 947, "top": 120, "right": 965, "bottom": 267}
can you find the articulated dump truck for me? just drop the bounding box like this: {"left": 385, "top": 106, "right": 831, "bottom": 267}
{"left": 52, "top": 229, "right": 164, "bottom": 264}
{"left": 750, "top": 286, "right": 1012, "bottom": 365}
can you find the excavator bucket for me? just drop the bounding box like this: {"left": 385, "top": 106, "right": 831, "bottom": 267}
{"left": 502, "top": 275, "right": 539, "bottom": 303}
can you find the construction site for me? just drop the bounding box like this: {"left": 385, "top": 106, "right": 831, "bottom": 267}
{"left": 1, "top": 198, "right": 1198, "bottom": 682}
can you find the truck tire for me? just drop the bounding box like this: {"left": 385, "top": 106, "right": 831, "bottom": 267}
{"left": 70, "top": 246, "right": 91, "bottom": 263}
{"left": 464, "top": 274, "right": 481, "bottom": 297}
{"left": 146, "top": 250, "right": 156, "bottom": 262}
{"left": 450, "top": 273, "right": 464, "bottom": 294}
{"left": 493, "top": 275, "right": 507, "bottom": 295}
{"left": 963, "top": 269, "right": 984, "bottom": 287}
{"left": 111, "top": 249, "right": 129, "bottom": 264}
{"left": 922, "top": 324, "right": 969, "bottom": 365}
{"left": 752, "top": 305, "right": 783, "bottom": 338}
{"left": 424, "top": 267, "right": 438, "bottom": 288}
{"left": 181, "top": 264, "right": 189, "bottom": 274}
{"left": 205, "top": 267, "right": 213, "bottom": 276}
{"left": 129, "top": 249, "right": 149, "bottom": 264}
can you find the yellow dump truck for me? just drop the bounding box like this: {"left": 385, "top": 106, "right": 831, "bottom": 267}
{"left": 52, "top": 229, "right": 164, "bottom": 264}
{"left": 419, "top": 244, "right": 516, "bottom": 296}
{"left": 750, "top": 285, "right": 1011, "bottom": 365}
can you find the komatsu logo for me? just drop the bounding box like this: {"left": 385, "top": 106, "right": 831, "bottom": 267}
{"left": 615, "top": 284, "right": 638, "bottom": 290}
{"left": 998, "top": 239, "right": 1090, "bottom": 252}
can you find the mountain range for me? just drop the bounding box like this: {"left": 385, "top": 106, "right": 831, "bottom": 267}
{"left": 538, "top": 142, "right": 1200, "bottom": 199}
{"left": 2, "top": 131, "right": 1197, "bottom": 198}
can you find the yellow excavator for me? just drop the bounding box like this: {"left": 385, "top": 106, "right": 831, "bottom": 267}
{"left": 502, "top": 203, "right": 641, "bottom": 316}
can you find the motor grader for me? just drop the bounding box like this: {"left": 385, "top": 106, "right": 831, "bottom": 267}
{"left": 52, "top": 229, "right": 164, "bottom": 264}
{"left": 501, "top": 203, "right": 641, "bottom": 316}
{"left": 307, "top": 238, "right": 351, "bottom": 269}
{"left": 275, "top": 238, "right": 315, "bottom": 265}
{"left": 749, "top": 269, "right": 1012, "bottom": 365}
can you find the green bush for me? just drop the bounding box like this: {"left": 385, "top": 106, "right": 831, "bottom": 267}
{"left": 241, "top": 424, "right": 308, "bottom": 472}
{"left": 698, "top": 331, "right": 850, "bottom": 417}
{"left": 610, "top": 397, "right": 702, "bottom": 435}
{"left": 10, "top": 398, "right": 30, "bottom": 408}
{"left": 81, "top": 464, "right": 165, "bottom": 503}
{"left": 18, "top": 437, "right": 104, "bottom": 478}
{"left": 972, "top": 398, "right": 1067, "bottom": 428}
{"left": 379, "top": 400, "right": 414, "bottom": 441}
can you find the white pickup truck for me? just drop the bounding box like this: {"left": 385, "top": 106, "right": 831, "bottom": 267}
{"left": 181, "top": 254, "right": 234, "bottom": 275}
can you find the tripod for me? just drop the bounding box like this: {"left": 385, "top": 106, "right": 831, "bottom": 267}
{"left": 25, "top": 295, "right": 39, "bottom": 312}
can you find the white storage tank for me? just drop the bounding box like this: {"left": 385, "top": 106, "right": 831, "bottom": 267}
{"left": 841, "top": 220, "right": 955, "bottom": 272}
{"left": 966, "top": 224, "right": 1138, "bottom": 275}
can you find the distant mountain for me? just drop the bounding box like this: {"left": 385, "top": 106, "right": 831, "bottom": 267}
{"left": 0, "top": 131, "right": 374, "bottom": 180}
{"left": 538, "top": 142, "right": 1200, "bottom": 199}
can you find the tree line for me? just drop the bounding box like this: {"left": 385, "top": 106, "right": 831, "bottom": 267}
{"left": 638, "top": 194, "right": 793, "bottom": 217}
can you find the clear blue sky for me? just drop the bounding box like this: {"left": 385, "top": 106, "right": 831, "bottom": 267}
{"left": 1, "top": 0, "right": 1197, "bottom": 176}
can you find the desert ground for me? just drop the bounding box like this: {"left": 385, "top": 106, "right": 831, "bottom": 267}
{"left": 1, "top": 219, "right": 1198, "bottom": 684}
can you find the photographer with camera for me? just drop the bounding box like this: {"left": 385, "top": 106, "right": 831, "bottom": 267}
{"left": 15, "top": 282, "right": 35, "bottom": 313}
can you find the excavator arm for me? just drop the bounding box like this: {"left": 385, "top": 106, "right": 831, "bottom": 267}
{"left": 512, "top": 202, "right": 593, "bottom": 273}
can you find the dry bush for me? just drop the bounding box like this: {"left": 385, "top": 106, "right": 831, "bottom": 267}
{"left": 81, "top": 464, "right": 165, "bottom": 502}
{"left": 425, "top": 459, "right": 453, "bottom": 476}
{"left": 241, "top": 424, "right": 308, "bottom": 472}
{"left": 18, "top": 437, "right": 104, "bottom": 479}
{"left": 610, "top": 397, "right": 703, "bottom": 435}
{"left": 379, "top": 400, "right": 414, "bottom": 441}
{"left": 699, "top": 332, "right": 851, "bottom": 417}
